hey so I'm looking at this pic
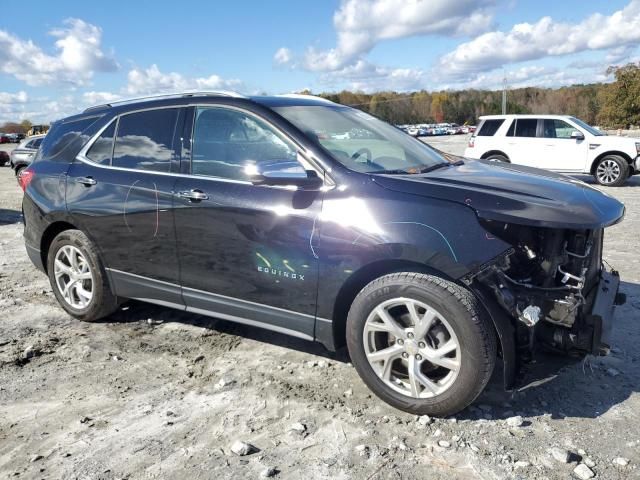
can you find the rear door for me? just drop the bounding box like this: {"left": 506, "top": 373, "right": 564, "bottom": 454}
{"left": 67, "top": 107, "right": 185, "bottom": 304}
{"left": 172, "top": 105, "right": 323, "bottom": 339}
{"left": 538, "top": 118, "right": 588, "bottom": 172}
{"left": 503, "top": 118, "right": 544, "bottom": 167}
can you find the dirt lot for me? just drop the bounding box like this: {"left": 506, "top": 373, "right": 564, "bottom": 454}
{"left": 0, "top": 140, "right": 639, "bottom": 480}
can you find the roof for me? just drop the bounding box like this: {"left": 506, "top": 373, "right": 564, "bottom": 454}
{"left": 82, "top": 91, "right": 336, "bottom": 114}
{"left": 478, "top": 114, "right": 574, "bottom": 120}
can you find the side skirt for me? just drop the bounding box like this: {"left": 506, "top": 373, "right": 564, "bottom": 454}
{"left": 107, "top": 268, "right": 319, "bottom": 342}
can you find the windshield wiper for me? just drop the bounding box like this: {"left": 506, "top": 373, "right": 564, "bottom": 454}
{"left": 370, "top": 160, "right": 462, "bottom": 175}
{"left": 369, "top": 168, "right": 413, "bottom": 175}
{"left": 419, "top": 162, "right": 456, "bottom": 174}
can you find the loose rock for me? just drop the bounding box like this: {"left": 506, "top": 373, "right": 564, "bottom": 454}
{"left": 550, "top": 447, "right": 571, "bottom": 463}
{"left": 260, "top": 466, "right": 278, "bottom": 477}
{"left": 290, "top": 422, "right": 306, "bottom": 434}
{"left": 613, "top": 457, "right": 629, "bottom": 466}
{"left": 573, "top": 464, "right": 595, "bottom": 479}
{"left": 230, "top": 440, "right": 255, "bottom": 456}
{"left": 417, "top": 415, "right": 432, "bottom": 425}
{"left": 506, "top": 415, "right": 524, "bottom": 428}
{"left": 438, "top": 440, "right": 451, "bottom": 448}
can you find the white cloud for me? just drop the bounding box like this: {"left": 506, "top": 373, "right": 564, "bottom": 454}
{"left": 0, "top": 91, "right": 28, "bottom": 105}
{"left": 294, "top": 0, "right": 495, "bottom": 72}
{"left": 125, "top": 64, "right": 243, "bottom": 95}
{"left": 274, "top": 47, "right": 293, "bottom": 65}
{"left": 435, "top": 0, "right": 640, "bottom": 80}
{"left": 82, "top": 91, "right": 123, "bottom": 105}
{"left": 0, "top": 18, "right": 117, "bottom": 86}
{"left": 319, "top": 60, "right": 425, "bottom": 92}
{"left": 0, "top": 93, "right": 80, "bottom": 125}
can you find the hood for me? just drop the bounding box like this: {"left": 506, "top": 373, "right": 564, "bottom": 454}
{"left": 372, "top": 159, "right": 625, "bottom": 229}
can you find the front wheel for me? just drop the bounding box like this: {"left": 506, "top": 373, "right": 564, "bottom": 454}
{"left": 594, "top": 155, "right": 628, "bottom": 186}
{"left": 47, "top": 229, "right": 119, "bottom": 322}
{"left": 346, "top": 273, "right": 496, "bottom": 416}
{"left": 485, "top": 154, "right": 509, "bottom": 163}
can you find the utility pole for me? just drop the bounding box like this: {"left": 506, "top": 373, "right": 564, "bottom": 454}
{"left": 502, "top": 71, "right": 507, "bottom": 114}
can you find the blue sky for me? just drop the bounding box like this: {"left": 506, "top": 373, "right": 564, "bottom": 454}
{"left": 1, "top": 0, "right": 638, "bottom": 123}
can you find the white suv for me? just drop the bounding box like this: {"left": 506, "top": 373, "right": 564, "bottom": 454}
{"left": 464, "top": 114, "right": 640, "bottom": 186}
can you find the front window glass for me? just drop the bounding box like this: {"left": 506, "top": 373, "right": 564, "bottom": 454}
{"left": 274, "top": 105, "right": 448, "bottom": 174}
{"left": 543, "top": 119, "right": 575, "bottom": 139}
{"left": 570, "top": 117, "right": 605, "bottom": 136}
{"left": 191, "top": 107, "right": 298, "bottom": 180}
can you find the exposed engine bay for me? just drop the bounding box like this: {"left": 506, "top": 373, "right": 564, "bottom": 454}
{"left": 470, "top": 220, "right": 623, "bottom": 361}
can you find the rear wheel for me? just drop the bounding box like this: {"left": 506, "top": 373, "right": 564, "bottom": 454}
{"left": 346, "top": 273, "right": 496, "bottom": 416}
{"left": 14, "top": 165, "right": 26, "bottom": 178}
{"left": 47, "top": 229, "right": 119, "bottom": 322}
{"left": 594, "top": 155, "right": 628, "bottom": 186}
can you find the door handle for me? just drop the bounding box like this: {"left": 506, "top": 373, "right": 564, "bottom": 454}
{"left": 74, "top": 176, "right": 97, "bottom": 186}
{"left": 177, "top": 189, "right": 209, "bottom": 201}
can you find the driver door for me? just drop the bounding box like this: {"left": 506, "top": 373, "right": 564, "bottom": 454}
{"left": 172, "top": 106, "right": 323, "bottom": 339}
{"left": 538, "top": 118, "right": 588, "bottom": 172}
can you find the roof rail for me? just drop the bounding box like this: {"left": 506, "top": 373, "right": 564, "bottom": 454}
{"left": 83, "top": 90, "right": 246, "bottom": 113}
{"left": 276, "top": 93, "right": 335, "bottom": 104}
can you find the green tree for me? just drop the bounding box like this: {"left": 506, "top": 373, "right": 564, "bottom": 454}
{"left": 597, "top": 63, "right": 640, "bottom": 128}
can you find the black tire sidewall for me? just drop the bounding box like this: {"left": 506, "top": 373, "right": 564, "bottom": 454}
{"left": 47, "top": 230, "right": 115, "bottom": 321}
{"left": 347, "top": 276, "right": 495, "bottom": 416}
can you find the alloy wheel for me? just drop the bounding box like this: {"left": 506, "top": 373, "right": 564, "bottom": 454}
{"left": 53, "top": 245, "right": 94, "bottom": 309}
{"left": 362, "top": 297, "right": 461, "bottom": 398}
{"left": 596, "top": 159, "right": 621, "bottom": 185}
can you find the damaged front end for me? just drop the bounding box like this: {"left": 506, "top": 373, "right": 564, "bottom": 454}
{"left": 469, "top": 220, "right": 624, "bottom": 368}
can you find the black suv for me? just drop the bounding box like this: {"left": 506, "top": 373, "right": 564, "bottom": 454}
{"left": 21, "top": 92, "right": 625, "bottom": 416}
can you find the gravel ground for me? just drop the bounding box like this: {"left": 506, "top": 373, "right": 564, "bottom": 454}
{"left": 1, "top": 140, "right": 639, "bottom": 480}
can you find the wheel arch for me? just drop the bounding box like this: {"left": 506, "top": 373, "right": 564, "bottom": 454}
{"left": 590, "top": 151, "right": 632, "bottom": 175}
{"left": 480, "top": 150, "right": 510, "bottom": 161}
{"left": 40, "top": 221, "right": 80, "bottom": 273}
{"left": 327, "top": 260, "right": 452, "bottom": 352}
{"left": 322, "top": 259, "right": 515, "bottom": 390}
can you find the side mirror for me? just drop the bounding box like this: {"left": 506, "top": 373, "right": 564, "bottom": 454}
{"left": 246, "top": 161, "right": 324, "bottom": 190}
{"left": 570, "top": 130, "right": 585, "bottom": 140}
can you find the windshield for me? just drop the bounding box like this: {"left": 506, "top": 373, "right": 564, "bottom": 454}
{"left": 273, "top": 105, "right": 449, "bottom": 173}
{"left": 570, "top": 117, "right": 605, "bottom": 136}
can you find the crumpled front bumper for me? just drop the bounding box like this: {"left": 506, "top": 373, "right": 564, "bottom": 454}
{"left": 589, "top": 268, "right": 624, "bottom": 354}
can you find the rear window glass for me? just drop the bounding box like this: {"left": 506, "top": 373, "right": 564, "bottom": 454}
{"left": 112, "top": 108, "right": 179, "bottom": 172}
{"left": 86, "top": 122, "right": 116, "bottom": 164}
{"left": 35, "top": 116, "right": 100, "bottom": 161}
{"left": 506, "top": 120, "right": 515, "bottom": 137}
{"left": 514, "top": 119, "right": 538, "bottom": 137}
{"left": 476, "top": 119, "right": 504, "bottom": 136}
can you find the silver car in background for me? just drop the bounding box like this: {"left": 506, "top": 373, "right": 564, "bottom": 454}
{"left": 10, "top": 135, "right": 45, "bottom": 177}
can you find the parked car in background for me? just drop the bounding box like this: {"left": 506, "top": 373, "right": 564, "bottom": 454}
{"left": 7, "top": 133, "right": 25, "bottom": 143}
{"left": 20, "top": 92, "right": 624, "bottom": 416}
{"left": 0, "top": 133, "right": 11, "bottom": 144}
{"left": 464, "top": 114, "right": 640, "bottom": 186}
{"left": 10, "top": 134, "right": 45, "bottom": 177}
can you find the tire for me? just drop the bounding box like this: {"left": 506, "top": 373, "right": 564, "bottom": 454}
{"left": 47, "top": 229, "right": 119, "bottom": 322}
{"left": 346, "top": 272, "right": 496, "bottom": 416}
{"left": 14, "top": 165, "right": 26, "bottom": 178}
{"left": 594, "top": 155, "right": 628, "bottom": 187}
{"left": 485, "top": 154, "right": 509, "bottom": 163}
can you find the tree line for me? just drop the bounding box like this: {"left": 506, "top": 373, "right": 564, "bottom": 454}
{"left": 2, "top": 63, "right": 639, "bottom": 132}
{"left": 317, "top": 63, "right": 640, "bottom": 129}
